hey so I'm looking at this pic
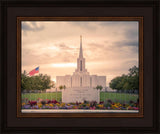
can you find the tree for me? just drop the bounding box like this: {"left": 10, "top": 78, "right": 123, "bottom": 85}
{"left": 123, "top": 81, "right": 130, "bottom": 90}
{"left": 129, "top": 65, "right": 139, "bottom": 76}
{"left": 58, "top": 85, "right": 66, "bottom": 102}
{"left": 21, "top": 71, "right": 52, "bottom": 92}
{"left": 50, "top": 81, "right": 55, "bottom": 88}
{"left": 63, "top": 85, "right": 66, "bottom": 90}
{"left": 109, "top": 76, "right": 123, "bottom": 91}
{"left": 95, "top": 85, "right": 103, "bottom": 91}
{"left": 99, "top": 85, "right": 103, "bottom": 91}
{"left": 95, "top": 85, "right": 103, "bottom": 102}
{"left": 59, "top": 85, "right": 66, "bottom": 90}
{"left": 96, "top": 85, "right": 99, "bottom": 90}
{"left": 59, "top": 85, "right": 63, "bottom": 90}
{"left": 109, "top": 66, "right": 139, "bottom": 92}
{"left": 21, "top": 70, "right": 27, "bottom": 91}
{"left": 128, "top": 66, "right": 139, "bottom": 91}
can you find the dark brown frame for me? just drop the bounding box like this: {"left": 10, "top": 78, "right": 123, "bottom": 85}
{"left": 1, "top": 0, "right": 159, "bottom": 133}
{"left": 17, "top": 17, "right": 143, "bottom": 118}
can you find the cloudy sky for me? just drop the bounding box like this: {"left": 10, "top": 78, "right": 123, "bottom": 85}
{"left": 22, "top": 21, "right": 139, "bottom": 86}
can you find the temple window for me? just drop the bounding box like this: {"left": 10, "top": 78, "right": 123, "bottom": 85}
{"left": 80, "top": 60, "right": 82, "bottom": 71}
{"left": 80, "top": 77, "right": 82, "bottom": 87}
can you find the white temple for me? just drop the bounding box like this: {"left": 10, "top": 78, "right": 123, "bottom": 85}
{"left": 56, "top": 36, "right": 106, "bottom": 103}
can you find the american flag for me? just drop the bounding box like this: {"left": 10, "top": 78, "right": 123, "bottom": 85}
{"left": 29, "top": 67, "right": 39, "bottom": 76}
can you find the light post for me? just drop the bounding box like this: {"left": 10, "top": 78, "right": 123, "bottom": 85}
{"left": 56, "top": 88, "right": 57, "bottom": 101}
{"left": 104, "top": 87, "right": 106, "bottom": 103}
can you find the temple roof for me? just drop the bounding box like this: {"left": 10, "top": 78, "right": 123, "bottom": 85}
{"left": 79, "top": 35, "right": 83, "bottom": 58}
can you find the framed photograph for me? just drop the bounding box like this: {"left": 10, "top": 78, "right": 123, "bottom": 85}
{"left": 1, "top": 0, "right": 159, "bottom": 133}
{"left": 17, "top": 17, "right": 143, "bottom": 118}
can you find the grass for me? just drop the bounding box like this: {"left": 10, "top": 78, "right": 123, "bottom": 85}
{"left": 100, "top": 92, "right": 138, "bottom": 103}
{"left": 22, "top": 92, "right": 138, "bottom": 103}
{"left": 22, "top": 92, "right": 62, "bottom": 102}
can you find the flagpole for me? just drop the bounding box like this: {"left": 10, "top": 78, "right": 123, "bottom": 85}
{"left": 56, "top": 88, "right": 57, "bottom": 101}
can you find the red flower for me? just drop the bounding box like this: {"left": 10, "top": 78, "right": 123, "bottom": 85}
{"left": 47, "top": 100, "right": 52, "bottom": 104}
{"left": 51, "top": 100, "right": 59, "bottom": 104}
{"left": 99, "top": 101, "right": 104, "bottom": 104}
{"left": 29, "top": 101, "right": 37, "bottom": 106}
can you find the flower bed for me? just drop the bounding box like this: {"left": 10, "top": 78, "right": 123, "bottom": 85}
{"left": 21, "top": 98, "right": 139, "bottom": 110}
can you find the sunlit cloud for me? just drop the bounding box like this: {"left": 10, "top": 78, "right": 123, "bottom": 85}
{"left": 22, "top": 21, "right": 139, "bottom": 86}
{"left": 51, "top": 63, "right": 76, "bottom": 68}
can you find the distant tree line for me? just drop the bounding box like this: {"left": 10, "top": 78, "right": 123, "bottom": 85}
{"left": 21, "top": 70, "right": 53, "bottom": 92}
{"left": 109, "top": 66, "right": 139, "bottom": 92}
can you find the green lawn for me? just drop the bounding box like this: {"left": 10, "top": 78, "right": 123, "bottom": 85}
{"left": 22, "top": 92, "right": 62, "bottom": 102}
{"left": 22, "top": 92, "right": 138, "bottom": 103}
{"left": 100, "top": 92, "right": 138, "bottom": 103}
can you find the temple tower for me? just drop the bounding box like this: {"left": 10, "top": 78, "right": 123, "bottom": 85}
{"left": 76, "top": 35, "right": 87, "bottom": 73}
{"left": 56, "top": 36, "right": 106, "bottom": 103}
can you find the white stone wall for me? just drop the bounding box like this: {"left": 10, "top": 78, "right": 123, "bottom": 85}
{"left": 81, "top": 74, "right": 90, "bottom": 87}
{"left": 62, "top": 87, "right": 100, "bottom": 103}
{"left": 56, "top": 76, "right": 66, "bottom": 88}
{"left": 72, "top": 74, "right": 80, "bottom": 87}
{"left": 97, "top": 76, "right": 106, "bottom": 91}
{"left": 57, "top": 75, "right": 106, "bottom": 90}
{"left": 64, "top": 75, "right": 72, "bottom": 88}
{"left": 90, "top": 75, "right": 97, "bottom": 88}
{"left": 56, "top": 75, "right": 72, "bottom": 88}
{"left": 71, "top": 71, "right": 90, "bottom": 88}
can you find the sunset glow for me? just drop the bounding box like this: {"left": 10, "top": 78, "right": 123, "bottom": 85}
{"left": 51, "top": 63, "right": 76, "bottom": 68}
{"left": 22, "top": 21, "right": 138, "bottom": 86}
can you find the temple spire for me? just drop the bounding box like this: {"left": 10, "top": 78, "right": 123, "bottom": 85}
{"left": 79, "top": 35, "right": 83, "bottom": 58}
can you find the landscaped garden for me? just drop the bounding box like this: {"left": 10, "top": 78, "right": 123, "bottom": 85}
{"left": 22, "top": 92, "right": 138, "bottom": 103}
{"left": 22, "top": 92, "right": 139, "bottom": 110}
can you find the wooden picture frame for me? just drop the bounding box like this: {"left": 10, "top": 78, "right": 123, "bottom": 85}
{"left": 17, "top": 16, "right": 143, "bottom": 118}
{"left": 1, "top": 0, "right": 159, "bottom": 133}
